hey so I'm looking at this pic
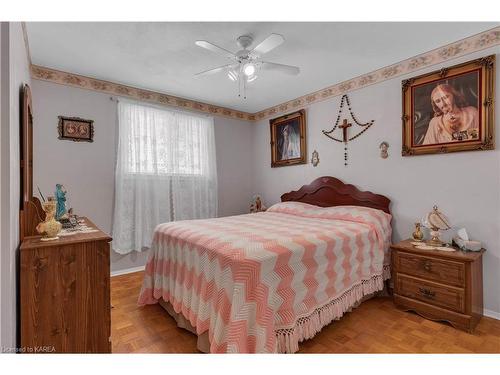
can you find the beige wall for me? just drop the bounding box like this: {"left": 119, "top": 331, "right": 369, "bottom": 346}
{"left": 31, "top": 80, "right": 255, "bottom": 273}
{"left": 251, "top": 47, "right": 500, "bottom": 318}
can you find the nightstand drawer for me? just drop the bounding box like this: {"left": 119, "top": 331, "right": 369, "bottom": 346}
{"left": 394, "top": 251, "right": 465, "bottom": 287}
{"left": 396, "top": 274, "right": 465, "bottom": 314}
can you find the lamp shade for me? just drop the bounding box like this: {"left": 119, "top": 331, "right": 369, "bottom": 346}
{"left": 424, "top": 205, "right": 451, "bottom": 231}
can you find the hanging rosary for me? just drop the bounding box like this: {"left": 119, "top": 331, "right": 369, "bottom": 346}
{"left": 322, "top": 94, "right": 375, "bottom": 166}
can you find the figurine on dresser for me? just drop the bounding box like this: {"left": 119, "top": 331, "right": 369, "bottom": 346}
{"left": 55, "top": 183, "right": 68, "bottom": 220}
{"left": 54, "top": 184, "right": 78, "bottom": 228}
{"left": 250, "top": 195, "right": 267, "bottom": 213}
{"left": 36, "top": 197, "right": 62, "bottom": 241}
{"left": 411, "top": 222, "right": 424, "bottom": 242}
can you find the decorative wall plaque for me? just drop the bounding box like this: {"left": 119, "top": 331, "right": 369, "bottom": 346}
{"left": 58, "top": 116, "right": 94, "bottom": 143}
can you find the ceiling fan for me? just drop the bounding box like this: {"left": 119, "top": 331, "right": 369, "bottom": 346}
{"left": 194, "top": 33, "right": 300, "bottom": 98}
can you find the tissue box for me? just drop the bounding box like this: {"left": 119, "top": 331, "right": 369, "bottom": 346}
{"left": 452, "top": 236, "right": 482, "bottom": 251}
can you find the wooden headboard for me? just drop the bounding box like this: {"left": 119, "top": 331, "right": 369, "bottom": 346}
{"left": 281, "top": 176, "right": 391, "bottom": 214}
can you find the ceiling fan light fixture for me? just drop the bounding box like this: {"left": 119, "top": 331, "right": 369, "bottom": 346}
{"left": 194, "top": 33, "right": 299, "bottom": 98}
{"left": 246, "top": 74, "right": 257, "bottom": 83}
{"left": 243, "top": 63, "right": 256, "bottom": 76}
{"left": 227, "top": 70, "right": 238, "bottom": 82}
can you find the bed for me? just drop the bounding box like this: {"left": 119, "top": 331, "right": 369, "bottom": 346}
{"left": 138, "top": 176, "right": 392, "bottom": 353}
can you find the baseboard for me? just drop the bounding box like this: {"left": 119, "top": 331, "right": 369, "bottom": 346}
{"left": 110, "top": 265, "right": 145, "bottom": 277}
{"left": 484, "top": 309, "right": 500, "bottom": 321}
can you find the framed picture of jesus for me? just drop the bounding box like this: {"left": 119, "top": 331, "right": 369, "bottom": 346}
{"left": 270, "top": 109, "right": 307, "bottom": 167}
{"left": 402, "top": 55, "right": 495, "bottom": 156}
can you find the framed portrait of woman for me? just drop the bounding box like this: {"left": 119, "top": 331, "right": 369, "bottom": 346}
{"left": 270, "top": 109, "right": 306, "bottom": 167}
{"left": 402, "top": 55, "right": 495, "bottom": 156}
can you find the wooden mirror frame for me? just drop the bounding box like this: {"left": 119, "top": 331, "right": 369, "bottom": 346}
{"left": 19, "top": 84, "right": 43, "bottom": 241}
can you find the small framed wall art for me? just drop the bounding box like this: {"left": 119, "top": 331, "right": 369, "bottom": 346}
{"left": 58, "top": 116, "right": 94, "bottom": 142}
{"left": 402, "top": 55, "right": 495, "bottom": 156}
{"left": 270, "top": 109, "right": 306, "bottom": 167}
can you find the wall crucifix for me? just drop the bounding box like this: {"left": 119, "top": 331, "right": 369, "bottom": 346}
{"left": 322, "top": 94, "right": 375, "bottom": 166}
{"left": 338, "top": 119, "right": 352, "bottom": 143}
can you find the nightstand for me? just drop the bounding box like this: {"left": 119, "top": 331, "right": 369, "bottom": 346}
{"left": 391, "top": 239, "right": 484, "bottom": 333}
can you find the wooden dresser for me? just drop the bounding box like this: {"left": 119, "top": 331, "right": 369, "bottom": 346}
{"left": 391, "top": 239, "right": 484, "bottom": 333}
{"left": 20, "top": 218, "right": 112, "bottom": 353}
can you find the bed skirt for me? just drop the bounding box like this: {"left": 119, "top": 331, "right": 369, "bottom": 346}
{"left": 158, "top": 264, "right": 391, "bottom": 353}
{"left": 158, "top": 298, "right": 211, "bottom": 353}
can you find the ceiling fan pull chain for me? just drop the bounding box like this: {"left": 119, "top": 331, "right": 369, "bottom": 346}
{"left": 239, "top": 65, "right": 243, "bottom": 98}
{"left": 237, "top": 74, "right": 241, "bottom": 97}
{"left": 243, "top": 76, "right": 247, "bottom": 99}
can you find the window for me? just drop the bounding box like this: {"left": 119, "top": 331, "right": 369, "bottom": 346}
{"left": 112, "top": 101, "right": 218, "bottom": 254}
{"left": 121, "top": 102, "right": 213, "bottom": 176}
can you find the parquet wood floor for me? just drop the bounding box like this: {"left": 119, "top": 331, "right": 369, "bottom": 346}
{"left": 111, "top": 271, "right": 500, "bottom": 353}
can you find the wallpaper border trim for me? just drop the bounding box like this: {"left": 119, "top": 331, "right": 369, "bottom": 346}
{"left": 30, "top": 65, "right": 255, "bottom": 121}
{"left": 253, "top": 26, "right": 500, "bottom": 120}
{"left": 30, "top": 26, "right": 499, "bottom": 122}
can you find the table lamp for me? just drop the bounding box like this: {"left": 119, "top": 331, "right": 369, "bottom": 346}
{"left": 422, "top": 205, "right": 451, "bottom": 247}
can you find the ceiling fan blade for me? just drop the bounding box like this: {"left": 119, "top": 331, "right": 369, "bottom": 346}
{"left": 195, "top": 40, "right": 237, "bottom": 60}
{"left": 251, "top": 33, "right": 284, "bottom": 56}
{"left": 195, "top": 64, "right": 237, "bottom": 76}
{"left": 261, "top": 61, "right": 300, "bottom": 75}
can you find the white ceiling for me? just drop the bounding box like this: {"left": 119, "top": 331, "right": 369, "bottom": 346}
{"left": 26, "top": 22, "right": 498, "bottom": 113}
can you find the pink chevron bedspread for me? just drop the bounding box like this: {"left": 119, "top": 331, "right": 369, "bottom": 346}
{"left": 138, "top": 202, "right": 392, "bottom": 353}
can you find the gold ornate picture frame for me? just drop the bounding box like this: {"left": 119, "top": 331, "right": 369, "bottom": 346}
{"left": 58, "top": 116, "right": 94, "bottom": 143}
{"left": 402, "top": 55, "right": 495, "bottom": 156}
{"left": 270, "top": 109, "right": 306, "bottom": 167}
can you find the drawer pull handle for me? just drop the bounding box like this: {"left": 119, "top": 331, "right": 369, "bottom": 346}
{"left": 419, "top": 287, "right": 436, "bottom": 299}
{"left": 422, "top": 260, "right": 432, "bottom": 272}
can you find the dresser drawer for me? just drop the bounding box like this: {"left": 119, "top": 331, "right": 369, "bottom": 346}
{"left": 395, "top": 274, "right": 465, "bottom": 313}
{"left": 394, "top": 251, "right": 465, "bottom": 287}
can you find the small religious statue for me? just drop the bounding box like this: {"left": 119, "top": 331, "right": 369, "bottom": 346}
{"left": 322, "top": 94, "right": 375, "bottom": 167}
{"left": 379, "top": 141, "right": 389, "bottom": 159}
{"left": 250, "top": 195, "right": 267, "bottom": 213}
{"left": 311, "top": 150, "right": 320, "bottom": 167}
{"left": 55, "top": 184, "right": 68, "bottom": 220}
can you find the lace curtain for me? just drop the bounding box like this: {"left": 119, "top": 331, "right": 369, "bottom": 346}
{"left": 112, "top": 100, "right": 218, "bottom": 254}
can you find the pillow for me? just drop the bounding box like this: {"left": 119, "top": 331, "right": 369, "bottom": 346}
{"left": 266, "top": 201, "right": 322, "bottom": 216}
{"left": 317, "top": 205, "right": 392, "bottom": 249}
{"left": 267, "top": 203, "right": 391, "bottom": 245}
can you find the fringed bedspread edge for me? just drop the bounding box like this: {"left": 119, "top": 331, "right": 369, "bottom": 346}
{"left": 275, "top": 264, "right": 391, "bottom": 353}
